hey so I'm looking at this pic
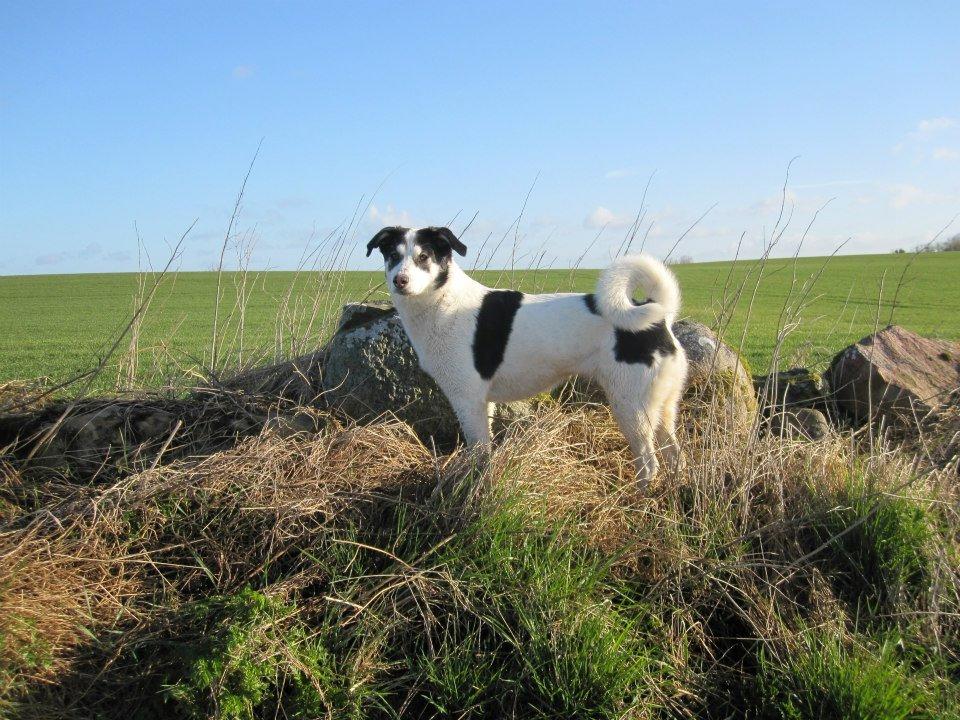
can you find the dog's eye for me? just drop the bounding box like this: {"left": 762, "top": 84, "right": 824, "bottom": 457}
{"left": 418, "top": 253, "right": 429, "bottom": 263}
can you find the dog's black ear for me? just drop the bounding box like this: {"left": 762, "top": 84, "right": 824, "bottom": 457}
{"left": 427, "top": 227, "right": 468, "bottom": 257}
{"left": 366, "top": 227, "right": 403, "bottom": 257}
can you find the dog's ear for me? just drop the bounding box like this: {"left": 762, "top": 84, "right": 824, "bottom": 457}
{"left": 425, "top": 227, "right": 468, "bottom": 257}
{"left": 366, "top": 227, "right": 403, "bottom": 257}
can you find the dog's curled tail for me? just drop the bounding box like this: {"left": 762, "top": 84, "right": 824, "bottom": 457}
{"left": 594, "top": 254, "right": 681, "bottom": 331}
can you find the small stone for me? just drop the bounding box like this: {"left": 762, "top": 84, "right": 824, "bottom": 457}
{"left": 770, "top": 408, "right": 831, "bottom": 441}
{"left": 264, "top": 411, "right": 324, "bottom": 438}
{"left": 754, "top": 368, "right": 827, "bottom": 411}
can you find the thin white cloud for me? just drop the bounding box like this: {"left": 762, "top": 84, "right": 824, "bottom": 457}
{"left": 604, "top": 168, "right": 634, "bottom": 180}
{"left": 79, "top": 242, "right": 102, "bottom": 260}
{"left": 35, "top": 252, "right": 67, "bottom": 266}
{"left": 232, "top": 65, "right": 255, "bottom": 79}
{"left": 889, "top": 183, "right": 923, "bottom": 209}
{"left": 916, "top": 117, "right": 956, "bottom": 136}
{"left": 748, "top": 189, "right": 799, "bottom": 216}
{"left": 792, "top": 180, "right": 871, "bottom": 189}
{"left": 933, "top": 147, "right": 959, "bottom": 161}
{"left": 885, "top": 183, "right": 959, "bottom": 209}
{"left": 584, "top": 206, "right": 632, "bottom": 229}
{"left": 894, "top": 117, "right": 958, "bottom": 156}
{"left": 369, "top": 204, "right": 413, "bottom": 227}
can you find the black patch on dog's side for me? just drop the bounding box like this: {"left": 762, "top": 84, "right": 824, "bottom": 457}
{"left": 583, "top": 293, "right": 600, "bottom": 315}
{"left": 614, "top": 321, "right": 676, "bottom": 366}
{"left": 473, "top": 290, "right": 524, "bottom": 380}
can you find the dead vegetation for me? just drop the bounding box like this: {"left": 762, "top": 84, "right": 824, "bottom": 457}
{"left": 2, "top": 396, "right": 958, "bottom": 718}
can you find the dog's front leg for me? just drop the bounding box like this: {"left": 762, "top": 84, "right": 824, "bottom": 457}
{"left": 446, "top": 399, "right": 493, "bottom": 500}
{"left": 430, "top": 399, "right": 494, "bottom": 509}
{"left": 451, "top": 399, "right": 492, "bottom": 448}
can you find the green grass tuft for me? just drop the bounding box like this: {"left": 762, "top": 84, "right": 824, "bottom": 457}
{"left": 0, "top": 615, "right": 54, "bottom": 704}
{"left": 163, "top": 587, "right": 363, "bottom": 720}
{"left": 808, "top": 472, "right": 934, "bottom": 616}
{"left": 374, "top": 499, "right": 672, "bottom": 718}
{"left": 757, "top": 632, "right": 955, "bottom": 720}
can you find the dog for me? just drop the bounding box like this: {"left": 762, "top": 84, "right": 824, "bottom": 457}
{"left": 366, "top": 225, "right": 689, "bottom": 485}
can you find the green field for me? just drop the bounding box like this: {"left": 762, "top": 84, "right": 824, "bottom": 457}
{"left": 1, "top": 251, "right": 958, "bottom": 391}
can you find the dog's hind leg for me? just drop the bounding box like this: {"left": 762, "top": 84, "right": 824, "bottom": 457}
{"left": 605, "top": 393, "right": 659, "bottom": 490}
{"left": 655, "top": 396, "right": 683, "bottom": 473}
{"left": 654, "top": 372, "right": 684, "bottom": 471}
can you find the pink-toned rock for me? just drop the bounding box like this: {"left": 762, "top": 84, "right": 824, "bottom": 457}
{"left": 827, "top": 325, "right": 960, "bottom": 423}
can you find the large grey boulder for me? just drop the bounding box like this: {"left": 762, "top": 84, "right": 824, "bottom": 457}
{"left": 672, "top": 319, "right": 757, "bottom": 429}
{"left": 219, "top": 304, "right": 400, "bottom": 403}
{"left": 828, "top": 325, "right": 960, "bottom": 424}
{"left": 321, "top": 303, "right": 531, "bottom": 448}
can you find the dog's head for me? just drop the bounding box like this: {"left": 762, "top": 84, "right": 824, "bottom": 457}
{"left": 366, "top": 226, "right": 467, "bottom": 297}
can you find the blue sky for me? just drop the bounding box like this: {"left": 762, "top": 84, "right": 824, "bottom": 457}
{"left": 1, "top": 1, "right": 958, "bottom": 275}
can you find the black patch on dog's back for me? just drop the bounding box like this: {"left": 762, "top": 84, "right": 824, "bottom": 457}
{"left": 473, "top": 290, "right": 524, "bottom": 380}
{"left": 583, "top": 293, "right": 600, "bottom": 315}
{"left": 614, "top": 321, "right": 676, "bottom": 365}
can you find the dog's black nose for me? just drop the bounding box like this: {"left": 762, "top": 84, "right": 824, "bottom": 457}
{"left": 393, "top": 274, "right": 409, "bottom": 289}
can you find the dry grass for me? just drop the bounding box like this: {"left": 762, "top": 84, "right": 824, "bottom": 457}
{"left": 1, "top": 392, "right": 958, "bottom": 718}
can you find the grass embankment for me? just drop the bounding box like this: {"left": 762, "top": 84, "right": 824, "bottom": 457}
{"left": 2, "top": 397, "right": 958, "bottom": 718}
{"left": 1, "top": 251, "right": 958, "bottom": 391}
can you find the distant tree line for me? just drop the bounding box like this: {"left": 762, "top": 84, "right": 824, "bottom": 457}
{"left": 893, "top": 233, "right": 960, "bottom": 254}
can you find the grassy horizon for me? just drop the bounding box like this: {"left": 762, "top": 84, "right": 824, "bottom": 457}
{"left": 1, "top": 251, "right": 958, "bottom": 391}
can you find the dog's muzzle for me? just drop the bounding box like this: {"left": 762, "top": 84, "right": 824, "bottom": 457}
{"left": 393, "top": 274, "right": 410, "bottom": 291}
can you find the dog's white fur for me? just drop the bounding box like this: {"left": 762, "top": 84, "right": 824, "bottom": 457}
{"left": 375, "top": 227, "right": 689, "bottom": 485}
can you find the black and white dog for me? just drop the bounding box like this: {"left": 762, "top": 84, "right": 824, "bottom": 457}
{"left": 366, "top": 226, "right": 689, "bottom": 485}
